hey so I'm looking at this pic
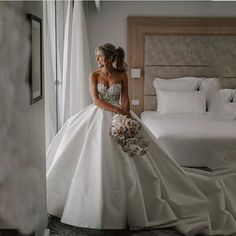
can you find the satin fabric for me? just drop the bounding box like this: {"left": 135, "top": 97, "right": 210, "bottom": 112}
{"left": 47, "top": 104, "right": 236, "bottom": 235}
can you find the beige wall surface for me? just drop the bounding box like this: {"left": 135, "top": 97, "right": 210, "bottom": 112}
{"left": 0, "top": 1, "right": 46, "bottom": 235}
{"left": 86, "top": 1, "right": 236, "bottom": 70}
{"left": 24, "top": 2, "right": 47, "bottom": 236}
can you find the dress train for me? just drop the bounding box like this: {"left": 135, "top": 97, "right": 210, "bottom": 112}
{"left": 47, "top": 83, "right": 236, "bottom": 235}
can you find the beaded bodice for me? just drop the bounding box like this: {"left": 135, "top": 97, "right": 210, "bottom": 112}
{"left": 97, "top": 82, "right": 122, "bottom": 104}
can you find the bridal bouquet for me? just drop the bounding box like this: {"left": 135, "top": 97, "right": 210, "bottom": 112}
{"left": 110, "top": 114, "right": 149, "bottom": 157}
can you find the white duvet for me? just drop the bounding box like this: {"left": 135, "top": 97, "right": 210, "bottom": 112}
{"left": 141, "top": 111, "right": 236, "bottom": 170}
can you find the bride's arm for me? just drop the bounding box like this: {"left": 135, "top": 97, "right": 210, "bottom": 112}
{"left": 89, "top": 72, "right": 126, "bottom": 115}
{"left": 121, "top": 73, "right": 130, "bottom": 115}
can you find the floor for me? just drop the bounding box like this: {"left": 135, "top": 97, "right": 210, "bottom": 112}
{"left": 47, "top": 215, "right": 185, "bottom": 236}
{"left": 0, "top": 230, "right": 34, "bottom": 236}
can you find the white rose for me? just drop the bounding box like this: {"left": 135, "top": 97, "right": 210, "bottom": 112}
{"left": 125, "top": 118, "right": 133, "bottom": 129}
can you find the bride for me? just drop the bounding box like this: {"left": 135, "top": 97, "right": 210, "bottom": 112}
{"left": 46, "top": 43, "right": 236, "bottom": 236}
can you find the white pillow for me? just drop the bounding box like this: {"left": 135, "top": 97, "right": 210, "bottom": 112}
{"left": 153, "top": 77, "right": 201, "bottom": 91}
{"left": 224, "top": 103, "right": 236, "bottom": 120}
{"left": 158, "top": 90, "right": 206, "bottom": 114}
{"left": 212, "top": 102, "right": 236, "bottom": 120}
{"left": 199, "top": 78, "right": 219, "bottom": 91}
{"left": 233, "top": 90, "right": 236, "bottom": 102}
{"left": 207, "top": 89, "right": 235, "bottom": 111}
{"left": 219, "top": 89, "right": 235, "bottom": 102}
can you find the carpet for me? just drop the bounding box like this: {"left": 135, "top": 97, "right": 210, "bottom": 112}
{"left": 47, "top": 215, "right": 185, "bottom": 236}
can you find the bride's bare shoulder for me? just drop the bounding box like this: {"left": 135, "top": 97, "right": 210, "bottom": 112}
{"left": 89, "top": 70, "right": 102, "bottom": 83}
{"left": 90, "top": 69, "right": 102, "bottom": 77}
{"left": 119, "top": 71, "right": 128, "bottom": 81}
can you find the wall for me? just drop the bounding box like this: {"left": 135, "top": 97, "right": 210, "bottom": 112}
{"left": 24, "top": 1, "right": 47, "bottom": 235}
{"left": 87, "top": 1, "right": 236, "bottom": 70}
{"left": 0, "top": 2, "right": 46, "bottom": 236}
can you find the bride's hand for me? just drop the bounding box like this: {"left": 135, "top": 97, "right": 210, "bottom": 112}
{"left": 114, "top": 107, "right": 129, "bottom": 116}
{"left": 123, "top": 109, "right": 131, "bottom": 117}
{"left": 126, "top": 112, "right": 131, "bottom": 118}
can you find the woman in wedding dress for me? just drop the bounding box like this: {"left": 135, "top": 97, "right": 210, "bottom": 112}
{"left": 46, "top": 43, "right": 236, "bottom": 236}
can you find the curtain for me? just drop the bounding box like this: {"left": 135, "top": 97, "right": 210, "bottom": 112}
{"left": 44, "top": 0, "right": 92, "bottom": 145}
{"left": 61, "top": 0, "right": 92, "bottom": 128}
{"left": 43, "top": 1, "right": 57, "bottom": 149}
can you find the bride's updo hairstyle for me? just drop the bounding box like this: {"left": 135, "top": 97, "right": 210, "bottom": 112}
{"left": 96, "top": 43, "right": 128, "bottom": 72}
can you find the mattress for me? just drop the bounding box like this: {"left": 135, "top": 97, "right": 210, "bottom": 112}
{"left": 141, "top": 111, "right": 236, "bottom": 170}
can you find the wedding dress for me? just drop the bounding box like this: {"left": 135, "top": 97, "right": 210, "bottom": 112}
{"left": 47, "top": 82, "right": 236, "bottom": 236}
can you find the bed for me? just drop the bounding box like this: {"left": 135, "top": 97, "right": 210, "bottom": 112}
{"left": 127, "top": 17, "right": 236, "bottom": 170}
{"left": 140, "top": 76, "right": 236, "bottom": 169}
{"left": 140, "top": 76, "right": 236, "bottom": 170}
{"left": 141, "top": 111, "right": 236, "bottom": 169}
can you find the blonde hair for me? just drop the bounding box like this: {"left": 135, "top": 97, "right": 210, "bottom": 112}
{"left": 95, "top": 43, "right": 128, "bottom": 72}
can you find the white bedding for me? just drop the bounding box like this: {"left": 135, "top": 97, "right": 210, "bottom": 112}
{"left": 141, "top": 111, "right": 236, "bottom": 169}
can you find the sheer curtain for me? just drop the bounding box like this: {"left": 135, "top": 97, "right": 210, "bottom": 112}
{"left": 44, "top": 0, "right": 92, "bottom": 148}
{"left": 43, "top": 1, "right": 57, "bottom": 149}
{"left": 61, "top": 0, "right": 92, "bottom": 128}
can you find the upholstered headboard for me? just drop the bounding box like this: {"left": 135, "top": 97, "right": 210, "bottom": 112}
{"left": 127, "top": 17, "right": 236, "bottom": 115}
{"left": 144, "top": 35, "right": 236, "bottom": 111}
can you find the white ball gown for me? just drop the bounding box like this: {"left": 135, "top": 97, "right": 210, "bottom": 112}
{"left": 47, "top": 82, "right": 236, "bottom": 236}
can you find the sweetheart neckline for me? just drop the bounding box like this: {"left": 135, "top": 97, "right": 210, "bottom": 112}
{"left": 97, "top": 82, "right": 122, "bottom": 89}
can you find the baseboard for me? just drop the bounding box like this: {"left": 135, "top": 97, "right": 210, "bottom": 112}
{"left": 0, "top": 229, "right": 34, "bottom": 236}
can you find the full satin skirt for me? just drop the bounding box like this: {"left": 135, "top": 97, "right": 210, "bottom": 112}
{"left": 47, "top": 104, "right": 236, "bottom": 235}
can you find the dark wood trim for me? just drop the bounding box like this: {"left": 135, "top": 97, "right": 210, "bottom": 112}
{"left": 27, "top": 13, "right": 43, "bottom": 105}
